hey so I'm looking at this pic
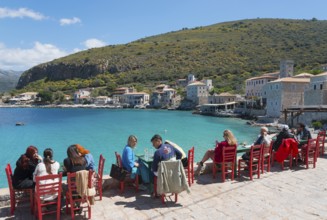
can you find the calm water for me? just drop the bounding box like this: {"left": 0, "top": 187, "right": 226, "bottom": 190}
{"left": 0, "top": 108, "right": 258, "bottom": 188}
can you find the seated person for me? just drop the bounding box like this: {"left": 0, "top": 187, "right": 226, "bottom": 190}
{"left": 296, "top": 123, "right": 312, "bottom": 141}
{"left": 12, "top": 146, "right": 42, "bottom": 189}
{"left": 195, "top": 129, "right": 237, "bottom": 175}
{"left": 75, "top": 144, "right": 95, "bottom": 170}
{"left": 122, "top": 135, "right": 149, "bottom": 188}
{"left": 242, "top": 127, "right": 271, "bottom": 160}
{"left": 33, "top": 148, "right": 60, "bottom": 201}
{"left": 164, "top": 140, "right": 188, "bottom": 167}
{"left": 151, "top": 134, "right": 182, "bottom": 176}
{"left": 63, "top": 145, "right": 86, "bottom": 175}
{"left": 272, "top": 125, "right": 295, "bottom": 151}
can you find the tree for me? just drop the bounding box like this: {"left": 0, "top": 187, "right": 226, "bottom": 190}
{"left": 37, "top": 91, "right": 53, "bottom": 103}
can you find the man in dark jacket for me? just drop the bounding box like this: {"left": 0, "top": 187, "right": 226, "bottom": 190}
{"left": 272, "top": 125, "right": 296, "bottom": 151}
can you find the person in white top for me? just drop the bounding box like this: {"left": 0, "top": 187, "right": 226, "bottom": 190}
{"left": 33, "top": 148, "right": 60, "bottom": 201}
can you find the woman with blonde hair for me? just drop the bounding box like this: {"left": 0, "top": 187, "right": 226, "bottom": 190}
{"left": 122, "top": 135, "right": 149, "bottom": 190}
{"left": 195, "top": 130, "right": 237, "bottom": 176}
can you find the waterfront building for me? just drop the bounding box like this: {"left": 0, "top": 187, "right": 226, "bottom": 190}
{"left": 245, "top": 72, "right": 279, "bottom": 98}
{"left": 262, "top": 77, "right": 310, "bottom": 118}
{"left": 121, "top": 92, "right": 150, "bottom": 107}
{"left": 208, "top": 92, "right": 238, "bottom": 104}
{"left": 304, "top": 72, "right": 327, "bottom": 105}
{"left": 186, "top": 81, "right": 208, "bottom": 105}
{"left": 151, "top": 84, "right": 180, "bottom": 108}
{"left": 94, "top": 96, "right": 110, "bottom": 105}
{"left": 74, "top": 89, "right": 91, "bottom": 104}
{"left": 9, "top": 92, "right": 38, "bottom": 104}
{"left": 112, "top": 87, "right": 136, "bottom": 104}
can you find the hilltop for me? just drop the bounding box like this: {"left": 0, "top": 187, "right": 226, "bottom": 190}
{"left": 16, "top": 18, "right": 327, "bottom": 94}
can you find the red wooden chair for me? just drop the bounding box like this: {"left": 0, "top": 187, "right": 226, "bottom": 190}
{"left": 94, "top": 154, "right": 105, "bottom": 200}
{"left": 261, "top": 141, "right": 274, "bottom": 173}
{"left": 34, "top": 173, "right": 62, "bottom": 220}
{"left": 184, "top": 147, "right": 194, "bottom": 187}
{"left": 212, "top": 145, "right": 237, "bottom": 182}
{"left": 115, "top": 152, "right": 138, "bottom": 193}
{"left": 272, "top": 138, "right": 298, "bottom": 169}
{"left": 65, "top": 170, "right": 93, "bottom": 219}
{"left": 302, "top": 139, "right": 318, "bottom": 169}
{"left": 153, "top": 176, "right": 178, "bottom": 204}
{"left": 238, "top": 144, "right": 263, "bottom": 180}
{"left": 317, "top": 130, "right": 326, "bottom": 156}
{"left": 5, "top": 163, "right": 33, "bottom": 216}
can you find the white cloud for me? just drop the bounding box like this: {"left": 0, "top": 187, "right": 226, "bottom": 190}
{"left": 60, "top": 17, "right": 81, "bottom": 26}
{"left": 83, "top": 38, "right": 106, "bottom": 49}
{"left": 0, "top": 7, "right": 46, "bottom": 20}
{"left": 0, "top": 42, "right": 68, "bottom": 71}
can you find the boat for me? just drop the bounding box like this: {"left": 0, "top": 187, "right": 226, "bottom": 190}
{"left": 15, "top": 122, "right": 25, "bottom": 126}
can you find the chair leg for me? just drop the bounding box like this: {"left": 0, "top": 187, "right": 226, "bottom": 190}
{"left": 135, "top": 175, "right": 139, "bottom": 192}
{"left": 175, "top": 193, "right": 178, "bottom": 203}
{"left": 212, "top": 163, "right": 216, "bottom": 179}
{"left": 98, "top": 181, "right": 103, "bottom": 200}
{"left": 120, "top": 181, "right": 124, "bottom": 194}
{"left": 221, "top": 164, "right": 225, "bottom": 182}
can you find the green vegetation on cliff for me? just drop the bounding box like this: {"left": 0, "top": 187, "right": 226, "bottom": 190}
{"left": 17, "top": 18, "right": 327, "bottom": 94}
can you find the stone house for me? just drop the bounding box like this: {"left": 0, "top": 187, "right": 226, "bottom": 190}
{"left": 262, "top": 77, "right": 310, "bottom": 118}
{"left": 304, "top": 72, "right": 327, "bottom": 105}
{"left": 186, "top": 81, "right": 208, "bottom": 105}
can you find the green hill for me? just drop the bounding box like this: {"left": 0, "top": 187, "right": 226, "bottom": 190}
{"left": 16, "top": 18, "right": 327, "bottom": 94}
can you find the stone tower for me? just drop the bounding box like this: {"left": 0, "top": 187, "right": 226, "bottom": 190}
{"left": 279, "top": 60, "right": 294, "bottom": 78}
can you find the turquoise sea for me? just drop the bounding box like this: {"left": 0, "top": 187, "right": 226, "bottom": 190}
{"left": 0, "top": 108, "right": 258, "bottom": 188}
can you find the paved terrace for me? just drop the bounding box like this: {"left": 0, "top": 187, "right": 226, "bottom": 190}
{"left": 0, "top": 156, "right": 327, "bottom": 220}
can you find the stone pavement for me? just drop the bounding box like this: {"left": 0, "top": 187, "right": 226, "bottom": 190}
{"left": 1, "top": 155, "right": 327, "bottom": 220}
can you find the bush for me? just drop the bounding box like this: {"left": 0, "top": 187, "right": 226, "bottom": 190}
{"left": 312, "top": 121, "right": 322, "bottom": 129}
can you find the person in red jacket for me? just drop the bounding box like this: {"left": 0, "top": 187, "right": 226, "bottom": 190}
{"left": 195, "top": 130, "right": 237, "bottom": 176}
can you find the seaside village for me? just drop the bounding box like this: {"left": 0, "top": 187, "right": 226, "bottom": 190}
{"left": 2, "top": 61, "right": 327, "bottom": 219}
{"left": 3, "top": 59, "right": 327, "bottom": 127}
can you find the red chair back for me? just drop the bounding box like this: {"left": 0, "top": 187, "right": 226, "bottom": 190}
{"left": 98, "top": 154, "right": 106, "bottom": 178}
{"left": 305, "top": 138, "right": 318, "bottom": 169}
{"left": 251, "top": 144, "right": 263, "bottom": 162}
{"left": 95, "top": 154, "right": 105, "bottom": 200}
{"left": 5, "top": 164, "right": 14, "bottom": 194}
{"left": 317, "top": 131, "right": 326, "bottom": 156}
{"left": 66, "top": 170, "right": 93, "bottom": 219}
{"left": 5, "top": 163, "right": 33, "bottom": 215}
{"left": 115, "top": 152, "right": 123, "bottom": 168}
{"left": 114, "top": 151, "right": 138, "bottom": 193}
{"left": 34, "top": 173, "right": 62, "bottom": 220}
{"left": 222, "top": 145, "right": 237, "bottom": 163}
{"left": 185, "top": 147, "right": 194, "bottom": 186}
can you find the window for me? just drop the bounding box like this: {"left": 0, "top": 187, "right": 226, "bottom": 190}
{"left": 320, "top": 84, "right": 323, "bottom": 90}
{"left": 314, "top": 85, "right": 316, "bottom": 90}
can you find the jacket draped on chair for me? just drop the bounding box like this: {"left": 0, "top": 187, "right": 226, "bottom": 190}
{"left": 157, "top": 160, "right": 190, "bottom": 195}
{"left": 274, "top": 138, "right": 298, "bottom": 163}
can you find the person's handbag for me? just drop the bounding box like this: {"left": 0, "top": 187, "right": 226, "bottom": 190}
{"left": 110, "top": 164, "right": 127, "bottom": 181}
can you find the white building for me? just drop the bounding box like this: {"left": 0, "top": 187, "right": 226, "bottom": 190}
{"left": 186, "top": 81, "right": 208, "bottom": 105}
{"left": 245, "top": 73, "right": 279, "bottom": 98}
{"left": 262, "top": 77, "right": 310, "bottom": 117}
{"left": 9, "top": 92, "right": 38, "bottom": 104}
{"left": 122, "top": 92, "right": 150, "bottom": 107}
{"left": 94, "top": 96, "right": 110, "bottom": 105}
{"left": 74, "top": 89, "right": 91, "bottom": 104}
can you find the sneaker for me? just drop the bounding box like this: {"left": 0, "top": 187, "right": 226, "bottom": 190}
{"left": 195, "top": 163, "right": 206, "bottom": 176}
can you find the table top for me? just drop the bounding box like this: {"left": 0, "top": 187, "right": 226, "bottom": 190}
{"left": 136, "top": 154, "right": 154, "bottom": 163}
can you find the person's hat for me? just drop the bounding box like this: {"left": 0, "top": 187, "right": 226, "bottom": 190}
{"left": 278, "top": 124, "right": 289, "bottom": 131}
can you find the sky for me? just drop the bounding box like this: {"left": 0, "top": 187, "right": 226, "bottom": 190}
{"left": 1, "top": 0, "right": 327, "bottom": 71}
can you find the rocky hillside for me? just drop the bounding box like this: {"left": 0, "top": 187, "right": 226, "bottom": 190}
{"left": 0, "top": 69, "right": 22, "bottom": 92}
{"left": 16, "top": 18, "right": 327, "bottom": 93}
